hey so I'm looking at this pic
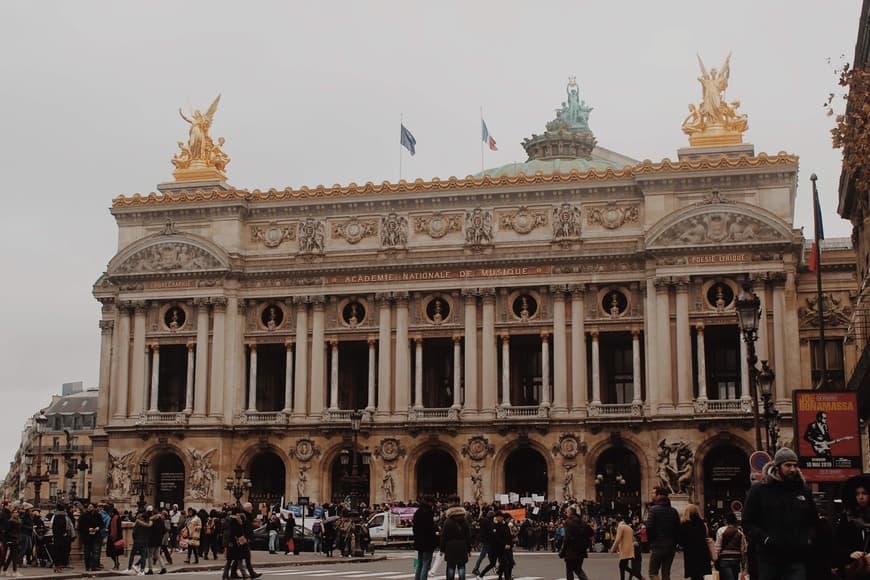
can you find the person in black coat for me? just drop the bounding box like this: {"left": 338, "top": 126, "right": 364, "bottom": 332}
{"left": 835, "top": 474, "right": 870, "bottom": 577}
{"left": 439, "top": 506, "right": 471, "bottom": 580}
{"left": 560, "top": 506, "right": 593, "bottom": 580}
{"left": 50, "top": 504, "right": 71, "bottom": 573}
{"left": 412, "top": 498, "right": 438, "bottom": 580}
{"left": 678, "top": 504, "right": 712, "bottom": 580}
{"left": 471, "top": 510, "right": 495, "bottom": 577}
{"left": 222, "top": 510, "right": 248, "bottom": 580}
{"left": 646, "top": 486, "right": 680, "bottom": 580}
{"left": 481, "top": 512, "right": 514, "bottom": 580}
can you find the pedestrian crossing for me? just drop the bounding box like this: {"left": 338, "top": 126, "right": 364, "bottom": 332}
{"left": 262, "top": 571, "right": 547, "bottom": 580}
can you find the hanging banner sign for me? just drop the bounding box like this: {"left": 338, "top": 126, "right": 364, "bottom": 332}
{"left": 793, "top": 390, "right": 862, "bottom": 482}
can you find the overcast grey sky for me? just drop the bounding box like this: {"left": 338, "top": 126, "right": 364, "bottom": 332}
{"left": 0, "top": 1, "right": 861, "bottom": 478}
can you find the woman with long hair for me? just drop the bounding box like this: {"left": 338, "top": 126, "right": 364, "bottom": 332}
{"left": 222, "top": 508, "right": 248, "bottom": 580}
{"left": 836, "top": 474, "right": 870, "bottom": 577}
{"left": 678, "top": 504, "right": 712, "bottom": 580}
{"left": 2, "top": 507, "right": 21, "bottom": 577}
{"left": 105, "top": 504, "right": 123, "bottom": 570}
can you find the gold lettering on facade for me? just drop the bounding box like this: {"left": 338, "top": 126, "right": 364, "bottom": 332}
{"left": 687, "top": 254, "right": 750, "bottom": 265}
{"left": 327, "top": 265, "right": 550, "bottom": 285}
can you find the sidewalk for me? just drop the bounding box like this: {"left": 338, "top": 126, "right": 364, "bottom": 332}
{"left": 13, "top": 551, "right": 385, "bottom": 580}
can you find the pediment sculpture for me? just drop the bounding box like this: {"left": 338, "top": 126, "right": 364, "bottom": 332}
{"left": 657, "top": 439, "right": 694, "bottom": 495}
{"left": 798, "top": 293, "right": 852, "bottom": 328}
{"left": 298, "top": 218, "right": 325, "bottom": 255}
{"left": 115, "top": 242, "right": 223, "bottom": 274}
{"left": 552, "top": 203, "right": 582, "bottom": 241}
{"left": 465, "top": 208, "right": 493, "bottom": 247}
{"left": 651, "top": 211, "right": 782, "bottom": 247}
{"left": 381, "top": 213, "right": 408, "bottom": 249}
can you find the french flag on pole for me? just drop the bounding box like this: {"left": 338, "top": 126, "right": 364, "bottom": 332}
{"left": 481, "top": 119, "right": 498, "bottom": 151}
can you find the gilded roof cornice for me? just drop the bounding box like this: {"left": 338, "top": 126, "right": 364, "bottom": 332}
{"left": 112, "top": 152, "right": 798, "bottom": 208}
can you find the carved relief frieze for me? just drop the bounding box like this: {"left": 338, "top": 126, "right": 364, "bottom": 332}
{"left": 586, "top": 202, "right": 640, "bottom": 229}
{"left": 289, "top": 438, "right": 321, "bottom": 462}
{"left": 414, "top": 212, "right": 463, "bottom": 239}
{"left": 298, "top": 218, "right": 326, "bottom": 255}
{"left": 187, "top": 448, "right": 217, "bottom": 500}
{"left": 242, "top": 277, "right": 323, "bottom": 288}
{"left": 654, "top": 212, "right": 781, "bottom": 246}
{"left": 465, "top": 208, "right": 494, "bottom": 248}
{"left": 373, "top": 437, "right": 406, "bottom": 462}
{"left": 251, "top": 222, "right": 297, "bottom": 248}
{"left": 115, "top": 242, "right": 222, "bottom": 274}
{"left": 381, "top": 213, "right": 408, "bottom": 249}
{"left": 798, "top": 292, "right": 852, "bottom": 328}
{"left": 461, "top": 435, "right": 495, "bottom": 461}
{"left": 552, "top": 203, "right": 582, "bottom": 241}
{"left": 498, "top": 206, "right": 548, "bottom": 234}
{"left": 331, "top": 218, "right": 377, "bottom": 245}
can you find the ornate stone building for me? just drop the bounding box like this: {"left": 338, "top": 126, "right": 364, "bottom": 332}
{"left": 92, "top": 70, "right": 856, "bottom": 516}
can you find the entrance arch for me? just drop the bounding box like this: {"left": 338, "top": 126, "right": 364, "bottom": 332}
{"left": 153, "top": 452, "right": 185, "bottom": 509}
{"left": 248, "top": 451, "right": 285, "bottom": 507}
{"left": 703, "top": 444, "right": 749, "bottom": 518}
{"left": 416, "top": 449, "right": 457, "bottom": 499}
{"left": 594, "top": 447, "right": 641, "bottom": 517}
{"left": 330, "top": 451, "right": 370, "bottom": 506}
{"left": 504, "top": 448, "right": 548, "bottom": 497}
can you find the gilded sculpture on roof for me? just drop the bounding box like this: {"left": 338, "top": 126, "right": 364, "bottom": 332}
{"left": 682, "top": 53, "right": 748, "bottom": 147}
{"left": 171, "top": 95, "right": 230, "bottom": 181}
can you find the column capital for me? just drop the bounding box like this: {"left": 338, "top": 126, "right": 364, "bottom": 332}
{"left": 653, "top": 277, "right": 673, "bottom": 289}
{"left": 193, "top": 297, "right": 210, "bottom": 308}
{"left": 499, "top": 333, "right": 510, "bottom": 343}
{"left": 588, "top": 328, "right": 599, "bottom": 339}
{"left": 540, "top": 332, "right": 550, "bottom": 341}
{"left": 211, "top": 297, "right": 228, "bottom": 312}
{"left": 631, "top": 327, "right": 642, "bottom": 338}
{"left": 461, "top": 287, "right": 480, "bottom": 298}
{"left": 413, "top": 335, "right": 424, "bottom": 345}
{"left": 329, "top": 339, "right": 339, "bottom": 349}
{"left": 117, "top": 299, "right": 134, "bottom": 312}
{"left": 481, "top": 288, "right": 496, "bottom": 304}
{"left": 549, "top": 284, "right": 570, "bottom": 297}
{"left": 367, "top": 336, "right": 377, "bottom": 346}
{"left": 694, "top": 322, "right": 705, "bottom": 333}
{"left": 284, "top": 339, "right": 295, "bottom": 350}
{"left": 246, "top": 342, "right": 257, "bottom": 351}
{"left": 452, "top": 335, "right": 463, "bottom": 344}
{"left": 569, "top": 284, "right": 586, "bottom": 296}
{"left": 675, "top": 278, "right": 691, "bottom": 291}
{"left": 148, "top": 343, "right": 160, "bottom": 352}
{"left": 99, "top": 320, "right": 115, "bottom": 334}
{"left": 132, "top": 300, "right": 149, "bottom": 314}
{"left": 375, "top": 292, "right": 393, "bottom": 306}
{"left": 394, "top": 292, "right": 410, "bottom": 306}
{"left": 310, "top": 295, "right": 326, "bottom": 309}
{"left": 291, "top": 295, "right": 310, "bottom": 306}
{"left": 186, "top": 342, "right": 196, "bottom": 352}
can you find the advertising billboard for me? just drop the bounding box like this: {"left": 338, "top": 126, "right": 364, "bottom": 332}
{"left": 793, "top": 390, "right": 862, "bottom": 482}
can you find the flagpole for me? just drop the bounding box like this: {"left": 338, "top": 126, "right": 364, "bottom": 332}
{"left": 399, "top": 113, "right": 403, "bottom": 182}
{"left": 480, "top": 106, "right": 484, "bottom": 173}
{"left": 810, "top": 174, "right": 828, "bottom": 389}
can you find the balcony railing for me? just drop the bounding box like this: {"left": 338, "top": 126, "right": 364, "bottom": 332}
{"left": 136, "top": 411, "right": 189, "bottom": 426}
{"left": 407, "top": 407, "right": 459, "bottom": 421}
{"left": 587, "top": 402, "right": 644, "bottom": 418}
{"left": 495, "top": 405, "right": 550, "bottom": 419}
{"left": 693, "top": 398, "right": 752, "bottom": 414}
{"left": 236, "top": 411, "right": 287, "bottom": 425}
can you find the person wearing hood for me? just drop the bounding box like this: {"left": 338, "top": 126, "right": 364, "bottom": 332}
{"left": 835, "top": 473, "right": 870, "bottom": 576}
{"left": 440, "top": 505, "right": 471, "bottom": 580}
{"left": 742, "top": 447, "right": 817, "bottom": 580}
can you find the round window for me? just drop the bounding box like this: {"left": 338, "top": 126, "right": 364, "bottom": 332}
{"left": 342, "top": 301, "right": 366, "bottom": 327}
{"left": 512, "top": 294, "right": 538, "bottom": 320}
{"left": 602, "top": 290, "right": 628, "bottom": 317}
{"left": 425, "top": 297, "right": 450, "bottom": 324}
{"left": 164, "top": 306, "right": 186, "bottom": 330}
{"left": 261, "top": 304, "right": 284, "bottom": 329}
{"left": 707, "top": 283, "right": 734, "bottom": 310}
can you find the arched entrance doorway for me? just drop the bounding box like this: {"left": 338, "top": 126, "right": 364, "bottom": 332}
{"left": 416, "top": 449, "right": 457, "bottom": 499}
{"left": 153, "top": 452, "right": 185, "bottom": 509}
{"left": 330, "top": 450, "right": 370, "bottom": 506}
{"left": 594, "top": 447, "right": 641, "bottom": 517}
{"left": 248, "top": 451, "right": 285, "bottom": 508}
{"left": 504, "top": 448, "right": 548, "bottom": 498}
{"left": 703, "top": 444, "right": 749, "bottom": 519}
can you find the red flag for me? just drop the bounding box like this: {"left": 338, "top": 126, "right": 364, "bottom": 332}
{"left": 487, "top": 135, "right": 498, "bottom": 151}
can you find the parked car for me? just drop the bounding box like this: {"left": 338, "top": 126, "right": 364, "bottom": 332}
{"left": 250, "top": 523, "right": 316, "bottom": 552}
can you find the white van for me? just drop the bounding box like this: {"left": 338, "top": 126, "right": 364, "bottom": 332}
{"left": 366, "top": 510, "right": 416, "bottom": 545}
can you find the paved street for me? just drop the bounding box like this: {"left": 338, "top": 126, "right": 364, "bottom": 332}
{"left": 88, "top": 549, "right": 685, "bottom": 580}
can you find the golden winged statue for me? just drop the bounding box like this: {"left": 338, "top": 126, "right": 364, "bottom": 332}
{"left": 682, "top": 53, "right": 748, "bottom": 147}
{"left": 171, "top": 94, "right": 230, "bottom": 180}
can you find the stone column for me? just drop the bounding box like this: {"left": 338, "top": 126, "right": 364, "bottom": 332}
{"left": 590, "top": 329, "right": 601, "bottom": 405}
{"left": 772, "top": 281, "right": 788, "bottom": 403}
{"left": 293, "top": 298, "right": 309, "bottom": 419}
{"left": 632, "top": 329, "right": 642, "bottom": 405}
{"left": 500, "top": 334, "right": 511, "bottom": 406}
{"left": 367, "top": 338, "right": 377, "bottom": 412}
{"left": 329, "top": 340, "right": 339, "bottom": 410}
{"left": 222, "top": 296, "right": 239, "bottom": 423}
{"left": 551, "top": 289, "right": 567, "bottom": 413}
{"left": 247, "top": 344, "right": 257, "bottom": 412}
{"left": 377, "top": 294, "right": 392, "bottom": 415}
{"left": 695, "top": 324, "right": 708, "bottom": 401}
{"left": 452, "top": 335, "right": 462, "bottom": 409}
{"left": 111, "top": 305, "right": 130, "bottom": 420}
{"left": 655, "top": 280, "right": 674, "bottom": 410}
{"left": 284, "top": 340, "right": 294, "bottom": 414}
{"left": 193, "top": 299, "right": 209, "bottom": 417}
{"left": 462, "top": 290, "right": 479, "bottom": 413}
{"left": 756, "top": 279, "right": 769, "bottom": 363}
{"left": 394, "top": 294, "right": 410, "bottom": 416}
{"left": 209, "top": 298, "right": 227, "bottom": 418}
{"left": 310, "top": 297, "right": 326, "bottom": 417}
{"left": 97, "top": 317, "right": 114, "bottom": 426}
{"left": 740, "top": 337, "right": 750, "bottom": 402}
{"left": 541, "top": 333, "right": 551, "bottom": 407}
{"left": 675, "top": 281, "right": 693, "bottom": 410}
{"left": 185, "top": 343, "right": 195, "bottom": 413}
{"left": 414, "top": 337, "right": 424, "bottom": 408}
{"left": 129, "top": 302, "right": 148, "bottom": 418}
{"left": 148, "top": 344, "right": 160, "bottom": 412}
{"left": 645, "top": 278, "right": 659, "bottom": 413}
{"left": 481, "top": 290, "right": 497, "bottom": 413}
{"left": 570, "top": 287, "right": 587, "bottom": 412}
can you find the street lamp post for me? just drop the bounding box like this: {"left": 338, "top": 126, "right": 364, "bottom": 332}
{"left": 26, "top": 413, "right": 48, "bottom": 508}
{"left": 224, "top": 465, "right": 251, "bottom": 506}
{"left": 735, "top": 279, "right": 764, "bottom": 451}
{"left": 340, "top": 410, "right": 369, "bottom": 510}
{"left": 62, "top": 430, "right": 76, "bottom": 502}
{"left": 135, "top": 460, "right": 149, "bottom": 513}
{"left": 758, "top": 360, "right": 780, "bottom": 452}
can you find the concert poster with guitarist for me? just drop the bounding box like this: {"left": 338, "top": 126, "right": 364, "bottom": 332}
{"left": 793, "top": 390, "right": 861, "bottom": 482}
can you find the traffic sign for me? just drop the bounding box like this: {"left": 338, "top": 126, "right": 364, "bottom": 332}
{"left": 749, "top": 451, "right": 771, "bottom": 472}
{"left": 750, "top": 471, "right": 763, "bottom": 483}
{"left": 730, "top": 500, "right": 743, "bottom": 513}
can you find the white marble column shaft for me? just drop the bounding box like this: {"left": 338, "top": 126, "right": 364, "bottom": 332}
{"left": 185, "top": 343, "right": 195, "bottom": 413}
{"left": 696, "top": 326, "right": 708, "bottom": 400}
{"left": 414, "top": 338, "right": 423, "bottom": 408}
{"left": 329, "top": 341, "right": 339, "bottom": 410}
{"left": 310, "top": 300, "right": 326, "bottom": 416}
{"left": 367, "top": 339, "right": 376, "bottom": 411}
{"left": 193, "top": 301, "right": 209, "bottom": 416}
{"left": 112, "top": 308, "right": 131, "bottom": 419}
{"left": 209, "top": 300, "right": 226, "bottom": 417}
{"left": 394, "top": 298, "right": 410, "bottom": 415}
{"left": 247, "top": 344, "right": 258, "bottom": 412}
{"left": 293, "top": 302, "right": 309, "bottom": 418}
{"left": 377, "top": 298, "right": 392, "bottom": 415}
{"left": 590, "top": 330, "right": 601, "bottom": 405}
{"left": 452, "top": 336, "right": 462, "bottom": 409}
{"left": 284, "top": 341, "right": 294, "bottom": 413}
{"left": 149, "top": 345, "right": 160, "bottom": 412}
{"left": 632, "top": 331, "right": 642, "bottom": 405}
{"left": 675, "top": 284, "right": 693, "bottom": 409}
{"left": 655, "top": 283, "right": 674, "bottom": 410}
{"left": 541, "top": 334, "right": 551, "bottom": 406}
{"left": 570, "top": 290, "right": 587, "bottom": 411}
{"left": 500, "top": 335, "right": 511, "bottom": 406}
{"left": 130, "top": 304, "right": 147, "bottom": 417}
{"left": 481, "top": 293, "right": 497, "bottom": 412}
{"left": 463, "top": 293, "right": 479, "bottom": 413}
